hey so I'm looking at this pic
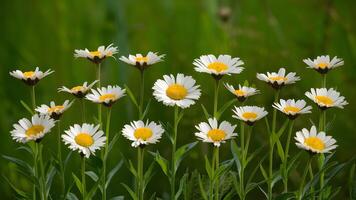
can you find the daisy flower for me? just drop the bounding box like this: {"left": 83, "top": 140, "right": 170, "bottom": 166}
{"left": 295, "top": 126, "right": 337, "bottom": 154}
{"left": 36, "top": 100, "right": 74, "bottom": 120}
{"left": 62, "top": 124, "right": 106, "bottom": 158}
{"left": 303, "top": 55, "right": 344, "bottom": 74}
{"left": 305, "top": 88, "right": 348, "bottom": 109}
{"left": 74, "top": 44, "right": 118, "bottom": 64}
{"left": 9, "top": 67, "right": 54, "bottom": 86}
{"left": 10, "top": 114, "right": 56, "bottom": 143}
{"left": 232, "top": 106, "right": 268, "bottom": 125}
{"left": 256, "top": 68, "right": 300, "bottom": 89}
{"left": 122, "top": 120, "right": 164, "bottom": 147}
{"left": 58, "top": 80, "right": 98, "bottom": 98}
{"left": 119, "top": 52, "right": 165, "bottom": 70}
{"left": 273, "top": 99, "right": 312, "bottom": 119}
{"left": 193, "top": 54, "right": 244, "bottom": 79}
{"left": 195, "top": 118, "right": 237, "bottom": 147}
{"left": 152, "top": 73, "right": 201, "bottom": 109}
{"left": 86, "top": 85, "right": 126, "bottom": 107}
{"left": 224, "top": 83, "right": 259, "bottom": 102}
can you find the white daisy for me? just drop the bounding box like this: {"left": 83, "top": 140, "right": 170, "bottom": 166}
{"left": 193, "top": 54, "right": 244, "bottom": 78}
{"left": 119, "top": 52, "right": 165, "bottom": 70}
{"left": 62, "top": 124, "right": 106, "bottom": 158}
{"left": 295, "top": 126, "right": 337, "bottom": 154}
{"left": 10, "top": 114, "right": 56, "bottom": 143}
{"left": 232, "top": 106, "right": 268, "bottom": 125}
{"left": 303, "top": 55, "right": 344, "bottom": 74}
{"left": 122, "top": 120, "right": 164, "bottom": 147}
{"left": 273, "top": 99, "right": 312, "bottom": 119}
{"left": 58, "top": 80, "right": 98, "bottom": 98}
{"left": 152, "top": 73, "right": 201, "bottom": 109}
{"left": 256, "top": 68, "right": 300, "bottom": 89}
{"left": 9, "top": 67, "right": 54, "bottom": 86}
{"left": 35, "top": 100, "right": 74, "bottom": 120}
{"left": 195, "top": 118, "right": 237, "bottom": 147}
{"left": 74, "top": 44, "right": 118, "bottom": 64}
{"left": 224, "top": 83, "right": 259, "bottom": 102}
{"left": 305, "top": 88, "right": 348, "bottom": 109}
{"left": 86, "top": 85, "right": 126, "bottom": 107}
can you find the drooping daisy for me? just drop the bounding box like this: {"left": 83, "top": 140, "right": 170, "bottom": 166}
{"left": 119, "top": 52, "right": 165, "bottom": 70}
{"left": 152, "top": 73, "right": 201, "bottom": 109}
{"left": 273, "top": 99, "right": 312, "bottom": 119}
{"left": 232, "top": 106, "right": 268, "bottom": 125}
{"left": 122, "top": 120, "right": 164, "bottom": 147}
{"left": 305, "top": 88, "right": 348, "bottom": 109}
{"left": 58, "top": 80, "right": 98, "bottom": 98}
{"left": 195, "top": 118, "right": 237, "bottom": 147}
{"left": 295, "top": 126, "right": 337, "bottom": 154}
{"left": 74, "top": 44, "right": 118, "bottom": 64}
{"left": 10, "top": 114, "right": 56, "bottom": 143}
{"left": 86, "top": 85, "right": 126, "bottom": 107}
{"left": 256, "top": 68, "right": 300, "bottom": 89}
{"left": 303, "top": 55, "right": 344, "bottom": 74}
{"left": 9, "top": 67, "right": 54, "bottom": 86}
{"left": 193, "top": 54, "right": 244, "bottom": 79}
{"left": 62, "top": 124, "right": 106, "bottom": 158}
{"left": 224, "top": 83, "right": 259, "bottom": 102}
{"left": 36, "top": 100, "right": 74, "bottom": 120}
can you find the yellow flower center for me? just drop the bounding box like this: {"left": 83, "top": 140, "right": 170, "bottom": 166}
{"left": 242, "top": 112, "right": 257, "bottom": 120}
{"left": 48, "top": 105, "right": 65, "bottom": 113}
{"left": 304, "top": 137, "right": 325, "bottom": 151}
{"left": 23, "top": 71, "right": 35, "bottom": 78}
{"left": 134, "top": 127, "right": 153, "bottom": 141}
{"left": 207, "top": 62, "right": 228, "bottom": 72}
{"left": 269, "top": 76, "right": 287, "bottom": 81}
{"left": 166, "top": 84, "right": 187, "bottom": 100}
{"left": 75, "top": 133, "right": 94, "bottom": 147}
{"left": 136, "top": 56, "right": 148, "bottom": 62}
{"left": 207, "top": 129, "right": 226, "bottom": 142}
{"left": 315, "top": 96, "right": 333, "bottom": 106}
{"left": 317, "top": 62, "right": 328, "bottom": 69}
{"left": 99, "top": 94, "right": 116, "bottom": 102}
{"left": 283, "top": 106, "right": 300, "bottom": 113}
{"left": 71, "top": 86, "right": 85, "bottom": 92}
{"left": 90, "top": 51, "right": 101, "bottom": 57}
{"left": 234, "top": 89, "right": 245, "bottom": 96}
{"left": 26, "top": 125, "right": 45, "bottom": 137}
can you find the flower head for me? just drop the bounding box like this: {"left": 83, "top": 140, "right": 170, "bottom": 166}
{"left": 295, "top": 126, "right": 337, "bottom": 154}
{"left": 224, "top": 83, "right": 259, "bottom": 102}
{"left": 9, "top": 67, "right": 54, "bottom": 86}
{"left": 86, "top": 85, "right": 126, "bottom": 107}
{"left": 74, "top": 44, "right": 118, "bottom": 64}
{"left": 256, "top": 68, "right": 300, "bottom": 89}
{"left": 193, "top": 54, "right": 244, "bottom": 79}
{"left": 195, "top": 118, "right": 237, "bottom": 147}
{"left": 303, "top": 55, "right": 344, "bottom": 74}
{"left": 62, "top": 124, "right": 106, "bottom": 158}
{"left": 58, "top": 80, "right": 98, "bottom": 98}
{"left": 11, "top": 114, "right": 56, "bottom": 143}
{"left": 122, "top": 120, "right": 164, "bottom": 147}
{"left": 119, "top": 52, "right": 165, "bottom": 71}
{"left": 273, "top": 99, "right": 312, "bottom": 119}
{"left": 152, "top": 73, "right": 201, "bottom": 109}
{"left": 232, "top": 106, "right": 268, "bottom": 125}
{"left": 36, "top": 100, "right": 74, "bottom": 120}
{"left": 305, "top": 88, "right": 348, "bottom": 110}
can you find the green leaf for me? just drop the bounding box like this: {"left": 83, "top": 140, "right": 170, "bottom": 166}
{"left": 67, "top": 192, "right": 79, "bottom": 200}
{"left": 213, "top": 160, "right": 233, "bottom": 182}
{"left": 125, "top": 85, "right": 139, "bottom": 108}
{"left": 230, "top": 140, "right": 241, "bottom": 174}
{"left": 174, "top": 142, "right": 198, "bottom": 173}
{"left": 216, "top": 98, "right": 237, "bottom": 120}
{"left": 86, "top": 175, "right": 101, "bottom": 200}
{"left": 201, "top": 104, "right": 211, "bottom": 120}
{"left": 2, "top": 175, "right": 29, "bottom": 198}
{"left": 274, "top": 192, "right": 295, "bottom": 200}
{"left": 259, "top": 164, "right": 268, "bottom": 181}
{"left": 87, "top": 155, "right": 103, "bottom": 169}
{"left": 177, "top": 109, "right": 185, "bottom": 124}
{"left": 85, "top": 171, "right": 99, "bottom": 182}
{"left": 121, "top": 183, "right": 137, "bottom": 200}
{"left": 110, "top": 196, "right": 125, "bottom": 200}
{"left": 107, "top": 134, "right": 120, "bottom": 157}
{"left": 72, "top": 173, "right": 82, "bottom": 194}
{"left": 151, "top": 151, "right": 169, "bottom": 176}
{"left": 204, "top": 156, "right": 212, "bottom": 179}
{"left": 349, "top": 163, "right": 356, "bottom": 199}
{"left": 275, "top": 139, "right": 285, "bottom": 161}
{"left": 264, "top": 117, "right": 271, "bottom": 134}
{"left": 141, "top": 98, "right": 152, "bottom": 120}
{"left": 231, "top": 171, "right": 240, "bottom": 194}
{"left": 20, "top": 100, "right": 34, "bottom": 115}
{"left": 175, "top": 172, "right": 188, "bottom": 200}
{"left": 128, "top": 160, "right": 138, "bottom": 177}
{"left": 46, "top": 165, "right": 56, "bottom": 197}
{"left": 198, "top": 175, "right": 208, "bottom": 200}
{"left": 2, "top": 155, "right": 33, "bottom": 175}
{"left": 143, "top": 161, "right": 156, "bottom": 190}
{"left": 277, "top": 119, "right": 289, "bottom": 137}
{"left": 106, "top": 160, "right": 123, "bottom": 189}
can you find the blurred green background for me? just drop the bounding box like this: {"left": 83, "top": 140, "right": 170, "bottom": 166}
{"left": 1, "top": 0, "right": 355, "bottom": 199}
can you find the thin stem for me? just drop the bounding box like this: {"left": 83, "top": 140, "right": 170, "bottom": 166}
{"left": 33, "top": 142, "right": 38, "bottom": 200}
{"left": 309, "top": 164, "right": 315, "bottom": 200}
{"left": 102, "top": 107, "right": 112, "bottom": 200}
{"left": 38, "top": 144, "right": 46, "bottom": 200}
{"left": 240, "top": 122, "right": 245, "bottom": 200}
{"left": 322, "top": 74, "right": 327, "bottom": 88}
{"left": 139, "top": 70, "right": 145, "bottom": 119}
{"left": 97, "top": 63, "right": 102, "bottom": 129}
{"left": 80, "top": 99, "right": 86, "bottom": 122}
{"left": 298, "top": 155, "right": 313, "bottom": 200}
{"left": 31, "top": 86, "right": 36, "bottom": 110}
{"left": 213, "top": 79, "right": 220, "bottom": 118}
{"left": 214, "top": 147, "right": 220, "bottom": 200}
{"left": 170, "top": 106, "right": 179, "bottom": 200}
{"left": 81, "top": 156, "right": 86, "bottom": 200}
{"left": 57, "top": 121, "right": 65, "bottom": 195}
{"left": 283, "top": 120, "right": 294, "bottom": 192}
{"left": 137, "top": 147, "right": 145, "bottom": 200}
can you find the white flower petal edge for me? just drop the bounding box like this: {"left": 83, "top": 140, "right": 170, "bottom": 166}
{"left": 232, "top": 106, "right": 268, "bottom": 123}
{"left": 122, "top": 120, "right": 164, "bottom": 147}
{"left": 10, "top": 67, "right": 54, "bottom": 81}
{"left": 273, "top": 99, "right": 312, "bottom": 116}
{"left": 295, "top": 126, "right": 337, "bottom": 154}
{"left": 224, "top": 83, "right": 259, "bottom": 98}
{"left": 195, "top": 118, "right": 237, "bottom": 147}
{"left": 305, "top": 88, "right": 348, "bottom": 109}
{"left": 74, "top": 44, "right": 118, "bottom": 59}
{"left": 58, "top": 80, "right": 98, "bottom": 97}
{"left": 62, "top": 123, "right": 106, "bottom": 158}
{"left": 119, "top": 52, "right": 165, "bottom": 66}
{"left": 86, "top": 85, "right": 126, "bottom": 106}
{"left": 256, "top": 68, "right": 300, "bottom": 85}
{"left": 35, "top": 100, "right": 74, "bottom": 117}
{"left": 303, "top": 55, "right": 344, "bottom": 70}
{"left": 193, "top": 54, "right": 244, "bottom": 75}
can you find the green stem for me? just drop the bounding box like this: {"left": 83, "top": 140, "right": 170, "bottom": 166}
{"left": 240, "top": 122, "right": 245, "bottom": 200}
{"left": 309, "top": 164, "right": 315, "bottom": 200}
{"left": 31, "top": 86, "right": 36, "bottom": 110}
{"left": 57, "top": 121, "right": 65, "bottom": 195}
{"left": 81, "top": 156, "right": 86, "bottom": 200}
{"left": 102, "top": 107, "right": 112, "bottom": 200}
{"left": 282, "top": 120, "right": 294, "bottom": 192}
{"left": 170, "top": 106, "right": 179, "bottom": 200}
{"left": 38, "top": 144, "right": 46, "bottom": 200}
{"left": 81, "top": 99, "right": 86, "bottom": 122}
{"left": 298, "top": 155, "right": 313, "bottom": 200}
{"left": 322, "top": 74, "right": 326, "bottom": 88}
{"left": 139, "top": 70, "right": 145, "bottom": 119}
{"left": 214, "top": 147, "right": 220, "bottom": 200}
{"left": 137, "top": 147, "right": 145, "bottom": 200}
{"left": 33, "top": 142, "right": 38, "bottom": 200}
{"left": 213, "top": 79, "right": 220, "bottom": 118}
{"left": 97, "top": 63, "right": 102, "bottom": 128}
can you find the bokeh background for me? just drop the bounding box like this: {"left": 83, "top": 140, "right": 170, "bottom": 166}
{"left": 1, "top": 0, "right": 355, "bottom": 199}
